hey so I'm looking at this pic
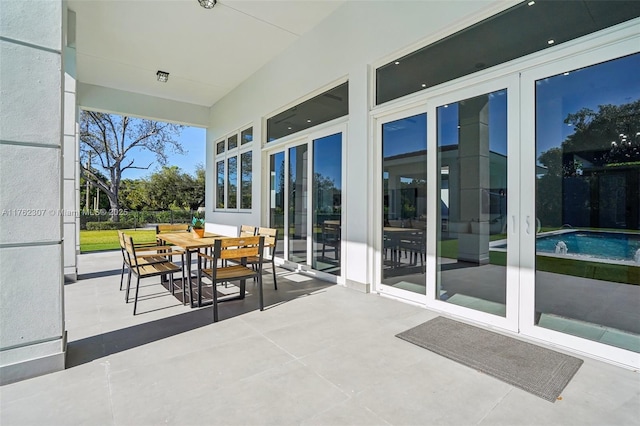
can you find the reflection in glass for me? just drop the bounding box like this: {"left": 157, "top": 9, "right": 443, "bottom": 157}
{"left": 535, "top": 54, "right": 640, "bottom": 352}
{"left": 227, "top": 157, "right": 237, "bottom": 209}
{"left": 216, "top": 160, "right": 224, "bottom": 209}
{"left": 289, "top": 145, "right": 308, "bottom": 263}
{"left": 381, "top": 113, "right": 427, "bottom": 294}
{"left": 312, "top": 133, "right": 342, "bottom": 275}
{"left": 241, "top": 127, "right": 253, "bottom": 145}
{"left": 240, "top": 152, "right": 252, "bottom": 209}
{"left": 270, "top": 152, "right": 285, "bottom": 255}
{"left": 228, "top": 135, "right": 238, "bottom": 150}
{"left": 436, "top": 90, "right": 508, "bottom": 316}
{"left": 216, "top": 141, "right": 225, "bottom": 154}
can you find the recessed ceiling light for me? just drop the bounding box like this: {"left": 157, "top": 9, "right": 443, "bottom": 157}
{"left": 307, "top": 119, "right": 311, "bottom": 123}
{"left": 156, "top": 70, "right": 169, "bottom": 82}
{"left": 287, "top": 127, "right": 292, "bottom": 130}
{"left": 198, "top": 0, "right": 217, "bottom": 9}
{"left": 563, "top": 72, "right": 570, "bottom": 76}
{"left": 528, "top": 1, "right": 535, "bottom": 6}
{"left": 547, "top": 39, "right": 555, "bottom": 45}
{"left": 394, "top": 61, "right": 400, "bottom": 65}
{"left": 421, "top": 83, "right": 426, "bottom": 88}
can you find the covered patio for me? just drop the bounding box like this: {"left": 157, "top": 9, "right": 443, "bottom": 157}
{"left": 1, "top": 250, "right": 638, "bottom": 425}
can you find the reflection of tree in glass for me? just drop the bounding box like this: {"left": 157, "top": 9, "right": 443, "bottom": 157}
{"left": 537, "top": 100, "right": 640, "bottom": 229}
{"left": 240, "top": 152, "right": 252, "bottom": 209}
{"left": 313, "top": 173, "right": 340, "bottom": 213}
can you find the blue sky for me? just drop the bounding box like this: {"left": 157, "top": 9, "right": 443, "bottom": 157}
{"left": 124, "top": 126, "right": 206, "bottom": 179}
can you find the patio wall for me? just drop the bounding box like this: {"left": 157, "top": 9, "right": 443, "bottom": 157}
{"left": 205, "top": 0, "right": 497, "bottom": 290}
{"left": 0, "top": 0, "right": 66, "bottom": 384}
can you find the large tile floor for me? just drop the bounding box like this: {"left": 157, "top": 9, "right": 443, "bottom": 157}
{"left": 1, "top": 250, "right": 639, "bottom": 425}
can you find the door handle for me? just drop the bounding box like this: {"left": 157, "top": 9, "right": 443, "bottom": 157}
{"left": 512, "top": 215, "right": 516, "bottom": 233}
{"left": 525, "top": 216, "right": 531, "bottom": 235}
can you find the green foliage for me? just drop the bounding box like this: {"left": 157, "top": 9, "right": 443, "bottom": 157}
{"left": 86, "top": 221, "right": 141, "bottom": 231}
{"left": 191, "top": 212, "right": 205, "bottom": 229}
{"left": 118, "top": 165, "right": 204, "bottom": 211}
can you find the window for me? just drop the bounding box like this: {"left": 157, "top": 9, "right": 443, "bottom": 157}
{"left": 376, "top": 1, "right": 640, "bottom": 104}
{"left": 267, "top": 82, "right": 349, "bottom": 142}
{"left": 214, "top": 126, "right": 253, "bottom": 210}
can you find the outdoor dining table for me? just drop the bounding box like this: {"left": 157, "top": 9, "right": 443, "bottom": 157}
{"left": 156, "top": 231, "right": 228, "bottom": 308}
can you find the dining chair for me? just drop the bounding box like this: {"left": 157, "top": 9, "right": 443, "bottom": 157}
{"left": 156, "top": 223, "right": 190, "bottom": 242}
{"left": 246, "top": 227, "right": 279, "bottom": 290}
{"left": 122, "top": 233, "right": 185, "bottom": 315}
{"left": 321, "top": 221, "right": 340, "bottom": 260}
{"left": 117, "top": 230, "right": 173, "bottom": 292}
{"left": 196, "top": 236, "right": 265, "bottom": 322}
{"left": 239, "top": 225, "right": 257, "bottom": 237}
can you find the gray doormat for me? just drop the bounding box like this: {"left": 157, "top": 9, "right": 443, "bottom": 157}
{"left": 396, "top": 316, "right": 583, "bottom": 402}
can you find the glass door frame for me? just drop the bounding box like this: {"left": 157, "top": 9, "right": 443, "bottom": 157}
{"left": 373, "top": 76, "right": 521, "bottom": 331}
{"left": 263, "top": 122, "right": 347, "bottom": 284}
{"left": 374, "top": 104, "right": 431, "bottom": 305}
{"left": 519, "top": 34, "right": 639, "bottom": 367}
{"left": 424, "top": 75, "right": 521, "bottom": 333}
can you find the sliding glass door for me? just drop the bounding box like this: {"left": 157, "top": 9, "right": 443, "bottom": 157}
{"left": 268, "top": 127, "right": 344, "bottom": 278}
{"left": 521, "top": 50, "right": 640, "bottom": 359}
{"left": 376, "top": 79, "right": 519, "bottom": 327}
{"left": 380, "top": 112, "right": 428, "bottom": 297}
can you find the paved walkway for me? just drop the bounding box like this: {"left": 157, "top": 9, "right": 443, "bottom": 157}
{"left": 1, "top": 251, "right": 639, "bottom": 425}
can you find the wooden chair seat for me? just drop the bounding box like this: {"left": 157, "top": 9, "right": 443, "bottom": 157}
{"left": 121, "top": 232, "right": 186, "bottom": 315}
{"left": 196, "top": 236, "right": 265, "bottom": 322}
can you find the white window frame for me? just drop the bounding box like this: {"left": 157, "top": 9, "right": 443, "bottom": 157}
{"left": 214, "top": 125, "right": 253, "bottom": 212}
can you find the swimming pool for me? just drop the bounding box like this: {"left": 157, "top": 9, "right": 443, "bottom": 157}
{"left": 493, "top": 230, "right": 640, "bottom": 264}
{"left": 536, "top": 231, "right": 640, "bottom": 262}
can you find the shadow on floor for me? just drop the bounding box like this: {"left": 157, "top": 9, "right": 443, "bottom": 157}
{"left": 66, "top": 269, "right": 333, "bottom": 368}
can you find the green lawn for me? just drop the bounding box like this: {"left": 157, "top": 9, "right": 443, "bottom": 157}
{"left": 80, "top": 229, "right": 157, "bottom": 252}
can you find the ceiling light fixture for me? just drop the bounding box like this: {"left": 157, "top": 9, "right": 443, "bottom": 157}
{"left": 547, "top": 39, "right": 555, "bottom": 45}
{"left": 528, "top": 1, "right": 535, "bottom": 6}
{"left": 156, "top": 70, "right": 169, "bottom": 82}
{"left": 198, "top": 0, "right": 216, "bottom": 9}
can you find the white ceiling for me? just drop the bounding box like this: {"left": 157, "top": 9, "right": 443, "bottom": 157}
{"left": 68, "top": 0, "right": 345, "bottom": 107}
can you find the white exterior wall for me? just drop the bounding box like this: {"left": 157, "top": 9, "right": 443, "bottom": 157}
{"left": 0, "top": 0, "right": 66, "bottom": 384}
{"left": 207, "top": 1, "right": 496, "bottom": 290}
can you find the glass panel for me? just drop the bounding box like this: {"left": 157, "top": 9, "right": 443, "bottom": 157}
{"left": 535, "top": 54, "right": 640, "bottom": 352}
{"left": 376, "top": 1, "right": 640, "bottom": 104}
{"left": 382, "top": 113, "right": 427, "bottom": 294}
{"left": 270, "top": 152, "right": 285, "bottom": 255}
{"left": 216, "top": 141, "right": 225, "bottom": 154}
{"left": 289, "top": 144, "right": 308, "bottom": 263}
{"left": 228, "top": 135, "right": 238, "bottom": 150}
{"left": 437, "top": 89, "right": 508, "bottom": 317}
{"left": 312, "top": 133, "right": 342, "bottom": 275}
{"left": 216, "top": 160, "right": 225, "bottom": 209}
{"left": 241, "top": 127, "right": 253, "bottom": 145}
{"left": 227, "top": 156, "right": 237, "bottom": 209}
{"left": 240, "top": 151, "right": 252, "bottom": 209}
{"left": 267, "top": 83, "right": 348, "bottom": 142}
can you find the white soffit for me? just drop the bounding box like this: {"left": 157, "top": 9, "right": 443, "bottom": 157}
{"left": 68, "top": 0, "right": 344, "bottom": 107}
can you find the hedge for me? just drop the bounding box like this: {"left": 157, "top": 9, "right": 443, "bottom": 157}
{"left": 85, "top": 221, "right": 146, "bottom": 231}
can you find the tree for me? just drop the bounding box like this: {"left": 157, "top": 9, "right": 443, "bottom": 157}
{"left": 537, "top": 100, "right": 640, "bottom": 228}
{"left": 79, "top": 111, "right": 184, "bottom": 221}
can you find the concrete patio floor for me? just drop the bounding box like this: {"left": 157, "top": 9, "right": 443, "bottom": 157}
{"left": 1, "top": 250, "right": 639, "bottom": 425}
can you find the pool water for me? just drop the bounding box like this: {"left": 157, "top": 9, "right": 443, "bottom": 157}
{"left": 536, "top": 231, "right": 640, "bottom": 262}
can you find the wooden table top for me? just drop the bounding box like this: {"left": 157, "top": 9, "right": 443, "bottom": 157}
{"left": 157, "top": 232, "right": 228, "bottom": 250}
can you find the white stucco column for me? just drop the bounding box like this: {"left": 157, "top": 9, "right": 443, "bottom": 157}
{"left": 63, "top": 8, "right": 79, "bottom": 281}
{"left": 0, "top": 0, "right": 66, "bottom": 384}
{"left": 343, "top": 64, "right": 370, "bottom": 292}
